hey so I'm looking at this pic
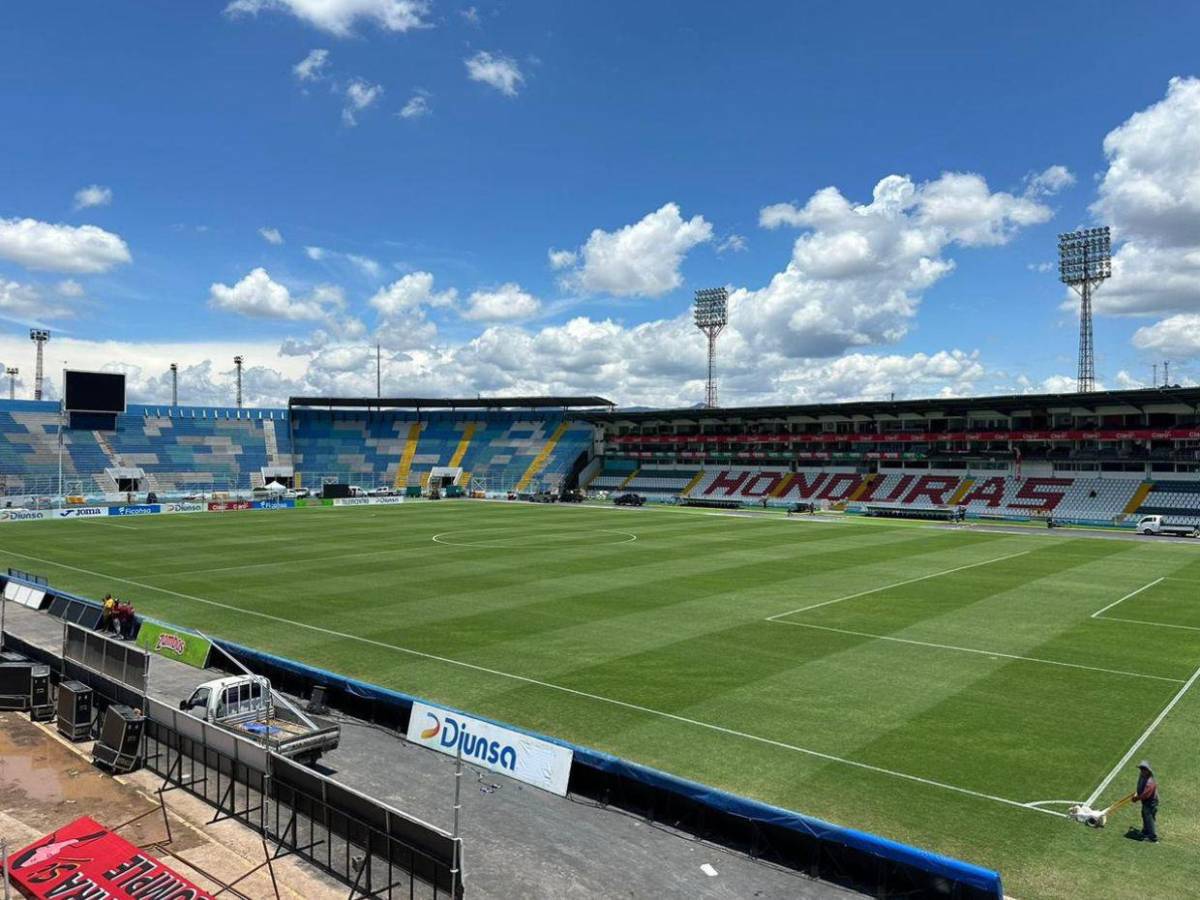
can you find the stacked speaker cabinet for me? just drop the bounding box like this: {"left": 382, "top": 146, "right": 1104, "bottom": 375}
{"left": 0, "top": 659, "right": 35, "bottom": 710}
{"left": 92, "top": 704, "right": 144, "bottom": 773}
{"left": 57, "top": 680, "right": 93, "bottom": 740}
{"left": 28, "top": 665, "right": 52, "bottom": 721}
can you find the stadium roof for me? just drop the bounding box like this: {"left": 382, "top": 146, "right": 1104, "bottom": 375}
{"left": 289, "top": 396, "right": 614, "bottom": 411}
{"left": 577, "top": 386, "right": 1200, "bottom": 423}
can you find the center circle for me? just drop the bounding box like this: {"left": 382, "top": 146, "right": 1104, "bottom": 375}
{"left": 431, "top": 528, "right": 637, "bottom": 548}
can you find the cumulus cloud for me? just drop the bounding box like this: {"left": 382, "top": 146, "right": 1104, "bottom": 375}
{"left": 305, "top": 246, "right": 325, "bottom": 260}
{"left": 717, "top": 234, "right": 747, "bottom": 253}
{"left": 369, "top": 271, "right": 457, "bottom": 316}
{"left": 0, "top": 280, "right": 75, "bottom": 321}
{"left": 398, "top": 91, "right": 430, "bottom": 119}
{"left": 57, "top": 279, "right": 85, "bottom": 298}
{"left": 462, "top": 283, "right": 541, "bottom": 321}
{"left": 342, "top": 79, "right": 383, "bottom": 126}
{"left": 226, "top": 0, "right": 429, "bottom": 36}
{"left": 744, "top": 172, "right": 1052, "bottom": 358}
{"left": 1089, "top": 78, "right": 1200, "bottom": 332}
{"left": 73, "top": 184, "right": 113, "bottom": 209}
{"left": 0, "top": 217, "right": 131, "bottom": 273}
{"left": 556, "top": 203, "right": 713, "bottom": 298}
{"left": 1132, "top": 314, "right": 1200, "bottom": 358}
{"left": 465, "top": 51, "right": 524, "bottom": 97}
{"left": 292, "top": 48, "right": 329, "bottom": 81}
{"left": 208, "top": 268, "right": 341, "bottom": 321}
{"left": 259, "top": 226, "right": 284, "bottom": 245}
{"left": 1024, "top": 165, "right": 1075, "bottom": 197}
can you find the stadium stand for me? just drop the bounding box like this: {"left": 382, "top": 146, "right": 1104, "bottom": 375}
{"left": 1133, "top": 481, "right": 1200, "bottom": 526}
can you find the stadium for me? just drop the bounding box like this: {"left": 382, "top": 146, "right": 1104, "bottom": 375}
{"left": 3, "top": 6, "right": 1199, "bottom": 900}
{"left": 1, "top": 373, "right": 1198, "bottom": 899}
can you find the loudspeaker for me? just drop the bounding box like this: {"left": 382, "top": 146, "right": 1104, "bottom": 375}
{"left": 0, "top": 661, "right": 33, "bottom": 710}
{"left": 57, "top": 680, "right": 93, "bottom": 740}
{"left": 92, "top": 704, "right": 144, "bottom": 773}
{"left": 28, "top": 666, "right": 52, "bottom": 721}
{"left": 322, "top": 482, "right": 351, "bottom": 499}
{"left": 306, "top": 684, "right": 329, "bottom": 715}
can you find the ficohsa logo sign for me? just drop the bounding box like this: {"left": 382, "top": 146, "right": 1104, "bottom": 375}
{"left": 405, "top": 701, "right": 572, "bottom": 795}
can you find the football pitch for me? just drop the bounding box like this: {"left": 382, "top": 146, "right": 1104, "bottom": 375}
{"left": 2, "top": 501, "right": 1197, "bottom": 899}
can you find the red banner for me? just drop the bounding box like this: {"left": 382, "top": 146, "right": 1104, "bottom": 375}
{"left": 207, "top": 500, "right": 252, "bottom": 512}
{"left": 6, "top": 815, "right": 216, "bottom": 899}
{"left": 610, "top": 427, "right": 1200, "bottom": 446}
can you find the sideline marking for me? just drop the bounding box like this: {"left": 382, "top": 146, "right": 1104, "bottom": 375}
{"left": 1090, "top": 577, "right": 1165, "bottom": 619}
{"left": 767, "top": 619, "right": 1183, "bottom": 684}
{"left": 1096, "top": 616, "right": 1200, "bottom": 633}
{"left": 431, "top": 528, "right": 637, "bottom": 548}
{"left": 1023, "top": 800, "right": 1079, "bottom": 809}
{"left": 765, "top": 549, "right": 1033, "bottom": 621}
{"left": 0, "top": 546, "right": 1065, "bottom": 820}
{"left": 1085, "top": 663, "right": 1200, "bottom": 808}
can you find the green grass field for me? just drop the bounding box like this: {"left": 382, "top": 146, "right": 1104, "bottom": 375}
{"left": 3, "top": 501, "right": 1198, "bottom": 898}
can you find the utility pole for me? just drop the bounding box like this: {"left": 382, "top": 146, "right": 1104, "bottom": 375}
{"left": 1163, "top": 361, "right": 1170, "bottom": 387}
{"left": 170, "top": 363, "right": 178, "bottom": 407}
{"left": 234, "top": 356, "right": 244, "bottom": 408}
{"left": 1153, "top": 364, "right": 1158, "bottom": 388}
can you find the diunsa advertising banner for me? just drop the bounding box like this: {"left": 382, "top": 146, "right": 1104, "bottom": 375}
{"left": 406, "top": 701, "right": 573, "bottom": 796}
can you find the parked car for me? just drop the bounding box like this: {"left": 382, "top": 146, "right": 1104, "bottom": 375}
{"left": 613, "top": 493, "right": 645, "bottom": 507}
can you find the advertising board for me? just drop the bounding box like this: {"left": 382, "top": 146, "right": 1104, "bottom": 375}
{"left": 208, "top": 500, "right": 253, "bottom": 512}
{"left": 0, "top": 509, "right": 48, "bottom": 522}
{"left": 7, "top": 815, "right": 217, "bottom": 899}
{"left": 108, "top": 504, "right": 161, "bottom": 516}
{"left": 163, "top": 501, "right": 206, "bottom": 514}
{"left": 333, "top": 497, "right": 371, "bottom": 506}
{"left": 370, "top": 496, "right": 405, "bottom": 505}
{"left": 136, "top": 621, "right": 213, "bottom": 668}
{"left": 406, "top": 700, "right": 573, "bottom": 796}
{"left": 55, "top": 506, "right": 106, "bottom": 519}
{"left": 253, "top": 498, "right": 295, "bottom": 510}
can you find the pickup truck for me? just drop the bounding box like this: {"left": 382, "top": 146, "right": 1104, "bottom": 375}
{"left": 179, "top": 674, "right": 340, "bottom": 765}
{"left": 1135, "top": 514, "right": 1200, "bottom": 537}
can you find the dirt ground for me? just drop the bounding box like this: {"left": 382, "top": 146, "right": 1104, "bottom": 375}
{"left": 0, "top": 711, "right": 344, "bottom": 899}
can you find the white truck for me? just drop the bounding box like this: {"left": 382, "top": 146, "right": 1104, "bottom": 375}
{"left": 1135, "top": 514, "right": 1200, "bottom": 538}
{"left": 178, "top": 674, "right": 340, "bottom": 765}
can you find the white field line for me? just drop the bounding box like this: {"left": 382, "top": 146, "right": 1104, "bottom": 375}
{"left": 765, "top": 549, "right": 1033, "bottom": 621}
{"left": 1090, "top": 577, "right": 1165, "bottom": 619}
{"left": 1085, "top": 663, "right": 1200, "bottom": 808}
{"left": 0, "top": 546, "right": 1065, "bottom": 820}
{"left": 767, "top": 619, "right": 1184, "bottom": 684}
{"left": 1023, "top": 800, "right": 1079, "bottom": 808}
{"left": 1097, "top": 616, "right": 1200, "bottom": 633}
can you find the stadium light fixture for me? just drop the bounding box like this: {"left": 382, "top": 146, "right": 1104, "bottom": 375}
{"left": 5, "top": 366, "right": 17, "bottom": 400}
{"left": 1058, "top": 227, "right": 1111, "bottom": 393}
{"left": 29, "top": 329, "right": 50, "bottom": 401}
{"left": 234, "top": 355, "right": 244, "bottom": 409}
{"left": 694, "top": 287, "right": 728, "bottom": 408}
{"left": 169, "top": 362, "right": 178, "bottom": 407}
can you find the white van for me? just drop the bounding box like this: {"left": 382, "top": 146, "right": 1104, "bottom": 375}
{"left": 1136, "top": 515, "right": 1199, "bottom": 537}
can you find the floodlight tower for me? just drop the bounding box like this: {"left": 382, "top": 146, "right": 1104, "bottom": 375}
{"left": 1058, "top": 227, "right": 1112, "bottom": 393}
{"left": 169, "top": 363, "right": 178, "bottom": 407}
{"left": 30, "top": 329, "right": 49, "bottom": 400}
{"left": 694, "top": 287, "right": 728, "bottom": 408}
{"left": 233, "top": 355, "right": 244, "bottom": 408}
{"left": 5, "top": 367, "right": 17, "bottom": 400}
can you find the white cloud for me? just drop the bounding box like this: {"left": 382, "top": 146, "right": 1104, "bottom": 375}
{"left": 208, "top": 268, "right": 337, "bottom": 321}
{"left": 1132, "top": 313, "right": 1200, "bottom": 359}
{"left": 0, "top": 217, "right": 131, "bottom": 273}
{"left": 73, "top": 184, "right": 113, "bottom": 210}
{"left": 1024, "top": 165, "right": 1075, "bottom": 197}
{"left": 462, "top": 283, "right": 541, "bottom": 321}
{"left": 342, "top": 79, "right": 383, "bottom": 126}
{"left": 305, "top": 245, "right": 325, "bottom": 260}
{"left": 369, "top": 271, "right": 457, "bottom": 316}
{"left": 57, "top": 279, "right": 85, "bottom": 298}
{"left": 743, "top": 172, "right": 1052, "bottom": 357}
{"left": 225, "top": 0, "right": 429, "bottom": 36}
{"left": 460, "top": 6, "right": 480, "bottom": 25}
{"left": 259, "top": 226, "right": 284, "bottom": 245}
{"left": 1088, "top": 78, "right": 1200, "bottom": 332}
{"left": 465, "top": 51, "right": 524, "bottom": 97}
{"left": 547, "top": 248, "right": 577, "bottom": 270}
{"left": 398, "top": 91, "right": 430, "bottom": 119}
{"left": 346, "top": 254, "right": 382, "bottom": 278}
{"left": 557, "top": 203, "right": 713, "bottom": 297}
{"left": 292, "top": 48, "right": 329, "bottom": 81}
{"left": 0, "top": 280, "right": 72, "bottom": 321}
{"left": 717, "top": 234, "right": 747, "bottom": 253}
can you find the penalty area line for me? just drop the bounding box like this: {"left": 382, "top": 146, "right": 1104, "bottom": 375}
{"left": 1090, "top": 577, "right": 1165, "bottom": 619}
{"left": 0, "top": 546, "right": 1064, "bottom": 820}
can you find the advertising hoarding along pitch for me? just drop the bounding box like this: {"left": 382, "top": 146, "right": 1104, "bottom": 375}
{"left": 406, "top": 700, "right": 573, "bottom": 796}
{"left": 136, "top": 621, "right": 212, "bottom": 669}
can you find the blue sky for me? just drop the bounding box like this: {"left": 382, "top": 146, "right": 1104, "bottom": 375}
{"left": 2, "top": 1, "right": 1199, "bottom": 407}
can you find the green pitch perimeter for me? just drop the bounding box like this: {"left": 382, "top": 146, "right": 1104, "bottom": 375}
{"left": 2, "top": 501, "right": 1198, "bottom": 898}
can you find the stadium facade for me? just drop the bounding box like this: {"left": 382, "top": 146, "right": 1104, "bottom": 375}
{"left": 2, "top": 386, "right": 1199, "bottom": 525}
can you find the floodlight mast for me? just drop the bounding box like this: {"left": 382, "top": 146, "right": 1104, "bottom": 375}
{"left": 30, "top": 329, "right": 49, "bottom": 401}
{"left": 233, "top": 355, "right": 244, "bottom": 408}
{"left": 5, "top": 367, "right": 17, "bottom": 400}
{"left": 1058, "top": 227, "right": 1111, "bottom": 393}
{"left": 694, "top": 287, "right": 728, "bottom": 408}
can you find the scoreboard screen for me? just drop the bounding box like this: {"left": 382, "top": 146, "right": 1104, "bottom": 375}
{"left": 64, "top": 370, "right": 126, "bottom": 413}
